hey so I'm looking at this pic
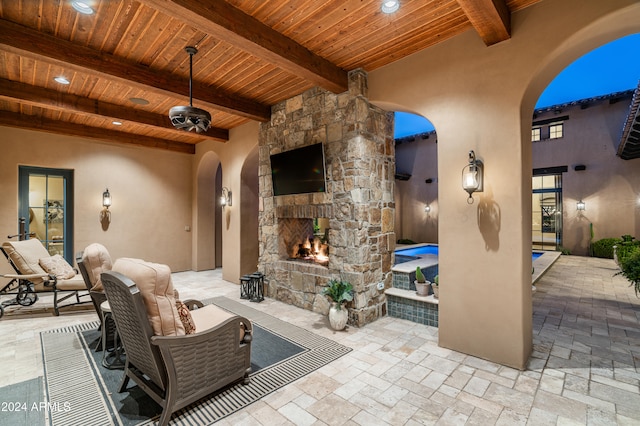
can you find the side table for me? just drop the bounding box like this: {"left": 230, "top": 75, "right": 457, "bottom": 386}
{"left": 100, "top": 301, "right": 126, "bottom": 370}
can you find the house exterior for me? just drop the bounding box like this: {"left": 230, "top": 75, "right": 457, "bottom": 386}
{"left": 395, "top": 88, "right": 640, "bottom": 256}
{"left": 1, "top": 0, "right": 639, "bottom": 369}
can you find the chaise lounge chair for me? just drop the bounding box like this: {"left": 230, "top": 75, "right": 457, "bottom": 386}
{"left": 101, "top": 258, "right": 252, "bottom": 426}
{"left": 0, "top": 238, "right": 90, "bottom": 317}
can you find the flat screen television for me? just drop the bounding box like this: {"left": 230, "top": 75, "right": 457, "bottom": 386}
{"left": 270, "top": 143, "right": 327, "bottom": 196}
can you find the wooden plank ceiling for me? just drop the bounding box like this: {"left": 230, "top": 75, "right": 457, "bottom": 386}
{"left": 0, "top": 0, "right": 541, "bottom": 153}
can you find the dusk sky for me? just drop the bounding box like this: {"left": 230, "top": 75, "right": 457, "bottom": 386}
{"left": 394, "top": 33, "right": 640, "bottom": 138}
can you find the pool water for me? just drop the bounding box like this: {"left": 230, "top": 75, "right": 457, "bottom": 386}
{"left": 396, "top": 245, "right": 544, "bottom": 261}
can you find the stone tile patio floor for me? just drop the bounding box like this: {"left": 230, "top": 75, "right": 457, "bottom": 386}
{"left": 1, "top": 255, "right": 639, "bottom": 425}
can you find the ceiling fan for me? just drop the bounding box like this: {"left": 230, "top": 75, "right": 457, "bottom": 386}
{"left": 169, "top": 46, "right": 211, "bottom": 133}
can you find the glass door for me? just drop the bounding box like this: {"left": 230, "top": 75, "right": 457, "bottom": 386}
{"left": 18, "top": 166, "right": 74, "bottom": 264}
{"left": 532, "top": 174, "right": 562, "bottom": 251}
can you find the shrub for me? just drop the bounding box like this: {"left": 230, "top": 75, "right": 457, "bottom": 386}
{"left": 591, "top": 238, "right": 621, "bottom": 259}
{"left": 398, "top": 238, "right": 416, "bottom": 244}
{"left": 616, "top": 240, "right": 640, "bottom": 264}
{"left": 618, "top": 249, "right": 640, "bottom": 296}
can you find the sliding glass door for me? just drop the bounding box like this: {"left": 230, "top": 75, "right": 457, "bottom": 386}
{"left": 18, "top": 166, "right": 74, "bottom": 264}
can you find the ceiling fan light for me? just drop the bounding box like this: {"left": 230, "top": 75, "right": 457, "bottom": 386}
{"left": 169, "top": 105, "right": 211, "bottom": 133}
{"left": 170, "top": 46, "right": 212, "bottom": 133}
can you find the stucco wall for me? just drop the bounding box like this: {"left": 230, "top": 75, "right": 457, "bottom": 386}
{"left": 393, "top": 96, "right": 640, "bottom": 256}
{"left": 193, "top": 121, "right": 260, "bottom": 284}
{"left": 533, "top": 98, "right": 640, "bottom": 255}
{"left": 0, "top": 126, "right": 193, "bottom": 273}
{"left": 369, "top": 0, "right": 640, "bottom": 368}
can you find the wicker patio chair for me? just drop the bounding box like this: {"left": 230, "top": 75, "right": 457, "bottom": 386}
{"left": 101, "top": 262, "right": 252, "bottom": 426}
{"left": 76, "top": 243, "right": 115, "bottom": 353}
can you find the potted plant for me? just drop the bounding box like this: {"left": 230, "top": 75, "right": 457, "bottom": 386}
{"left": 322, "top": 279, "right": 353, "bottom": 330}
{"left": 432, "top": 274, "right": 439, "bottom": 299}
{"left": 414, "top": 267, "right": 431, "bottom": 296}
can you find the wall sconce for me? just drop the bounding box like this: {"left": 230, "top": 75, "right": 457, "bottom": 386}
{"left": 576, "top": 200, "right": 585, "bottom": 211}
{"left": 424, "top": 204, "right": 431, "bottom": 213}
{"left": 102, "top": 188, "right": 112, "bottom": 209}
{"left": 462, "top": 150, "right": 483, "bottom": 204}
{"left": 100, "top": 188, "right": 111, "bottom": 223}
{"left": 220, "top": 187, "right": 232, "bottom": 207}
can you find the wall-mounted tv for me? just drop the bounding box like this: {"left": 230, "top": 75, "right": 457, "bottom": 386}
{"left": 270, "top": 143, "right": 327, "bottom": 196}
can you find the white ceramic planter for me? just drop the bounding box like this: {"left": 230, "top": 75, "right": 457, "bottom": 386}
{"left": 415, "top": 280, "right": 431, "bottom": 296}
{"left": 329, "top": 303, "right": 348, "bottom": 330}
{"left": 432, "top": 285, "right": 439, "bottom": 299}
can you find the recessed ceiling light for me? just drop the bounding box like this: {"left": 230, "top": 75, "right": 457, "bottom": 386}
{"left": 112, "top": 121, "right": 122, "bottom": 126}
{"left": 71, "top": 1, "right": 94, "bottom": 15}
{"left": 54, "top": 76, "right": 70, "bottom": 85}
{"left": 381, "top": 0, "right": 400, "bottom": 14}
{"left": 129, "top": 97, "right": 150, "bottom": 105}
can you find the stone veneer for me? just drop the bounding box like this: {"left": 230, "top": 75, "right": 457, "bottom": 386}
{"left": 258, "top": 69, "right": 395, "bottom": 327}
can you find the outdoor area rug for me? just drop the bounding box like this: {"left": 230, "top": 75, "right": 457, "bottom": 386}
{"left": 40, "top": 297, "right": 352, "bottom": 425}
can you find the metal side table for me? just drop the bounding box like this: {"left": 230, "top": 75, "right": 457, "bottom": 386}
{"left": 100, "top": 301, "right": 125, "bottom": 369}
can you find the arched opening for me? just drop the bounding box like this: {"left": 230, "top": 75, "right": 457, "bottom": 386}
{"left": 393, "top": 111, "right": 439, "bottom": 244}
{"left": 194, "top": 151, "right": 222, "bottom": 271}
{"left": 240, "top": 144, "right": 259, "bottom": 275}
{"left": 529, "top": 34, "right": 640, "bottom": 256}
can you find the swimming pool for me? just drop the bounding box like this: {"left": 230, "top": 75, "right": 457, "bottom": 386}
{"left": 396, "top": 244, "right": 544, "bottom": 261}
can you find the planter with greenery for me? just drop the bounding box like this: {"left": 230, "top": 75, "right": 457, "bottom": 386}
{"left": 414, "top": 267, "right": 431, "bottom": 297}
{"left": 322, "top": 279, "right": 354, "bottom": 330}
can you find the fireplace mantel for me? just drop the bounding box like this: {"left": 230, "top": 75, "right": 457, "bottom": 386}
{"left": 276, "top": 204, "right": 333, "bottom": 219}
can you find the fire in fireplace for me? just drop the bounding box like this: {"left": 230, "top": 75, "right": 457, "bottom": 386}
{"left": 292, "top": 235, "right": 329, "bottom": 266}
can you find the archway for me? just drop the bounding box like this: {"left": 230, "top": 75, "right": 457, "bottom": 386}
{"left": 529, "top": 34, "right": 640, "bottom": 256}
{"left": 393, "top": 111, "right": 439, "bottom": 244}
{"left": 367, "top": 0, "right": 640, "bottom": 369}
{"left": 239, "top": 144, "right": 259, "bottom": 275}
{"left": 194, "top": 151, "right": 222, "bottom": 271}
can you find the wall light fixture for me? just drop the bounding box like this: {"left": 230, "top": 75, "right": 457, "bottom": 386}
{"left": 103, "top": 188, "right": 112, "bottom": 209}
{"left": 462, "top": 150, "right": 483, "bottom": 204}
{"left": 221, "top": 187, "right": 232, "bottom": 207}
{"left": 576, "top": 200, "right": 585, "bottom": 211}
{"left": 100, "top": 188, "right": 112, "bottom": 223}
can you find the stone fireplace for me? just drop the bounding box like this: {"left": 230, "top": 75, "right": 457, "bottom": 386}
{"left": 258, "top": 69, "right": 395, "bottom": 327}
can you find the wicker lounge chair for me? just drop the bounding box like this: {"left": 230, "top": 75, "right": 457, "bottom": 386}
{"left": 101, "top": 260, "right": 252, "bottom": 426}
{"left": 1, "top": 239, "right": 90, "bottom": 317}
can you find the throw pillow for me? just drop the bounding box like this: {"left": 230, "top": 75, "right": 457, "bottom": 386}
{"left": 39, "top": 255, "right": 76, "bottom": 280}
{"left": 175, "top": 300, "right": 196, "bottom": 334}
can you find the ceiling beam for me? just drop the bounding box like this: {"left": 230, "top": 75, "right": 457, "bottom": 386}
{"left": 0, "top": 19, "right": 270, "bottom": 122}
{"left": 0, "top": 111, "right": 195, "bottom": 154}
{"left": 0, "top": 78, "right": 229, "bottom": 142}
{"left": 139, "top": 0, "right": 348, "bottom": 93}
{"left": 457, "top": 0, "right": 511, "bottom": 46}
